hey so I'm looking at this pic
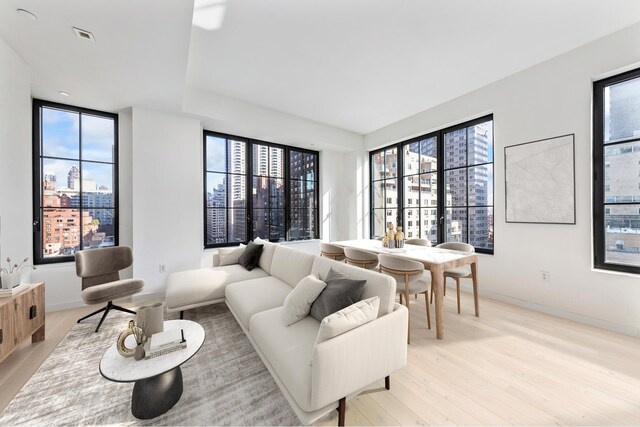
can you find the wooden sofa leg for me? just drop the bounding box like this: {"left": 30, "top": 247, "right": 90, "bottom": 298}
{"left": 179, "top": 310, "right": 184, "bottom": 320}
{"left": 385, "top": 376, "right": 390, "bottom": 390}
{"left": 337, "top": 397, "right": 346, "bottom": 426}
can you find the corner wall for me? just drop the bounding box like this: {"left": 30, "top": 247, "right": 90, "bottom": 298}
{"left": 364, "top": 22, "right": 640, "bottom": 335}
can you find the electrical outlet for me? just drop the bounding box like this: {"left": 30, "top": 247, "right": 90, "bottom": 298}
{"left": 159, "top": 264, "right": 166, "bottom": 273}
{"left": 541, "top": 271, "right": 550, "bottom": 282}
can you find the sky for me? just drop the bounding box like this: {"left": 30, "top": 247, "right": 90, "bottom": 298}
{"left": 41, "top": 107, "right": 115, "bottom": 191}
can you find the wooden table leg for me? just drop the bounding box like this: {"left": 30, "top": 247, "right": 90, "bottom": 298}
{"left": 431, "top": 267, "right": 444, "bottom": 340}
{"left": 471, "top": 261, "right": 479, "bottom": 317}
{"left": 32, "top": 324, "right": 45, "bottom": 343}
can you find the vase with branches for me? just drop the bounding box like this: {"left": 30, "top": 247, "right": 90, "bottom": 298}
{"left": 1, "top": 257, "right": 36, "bottom": 289}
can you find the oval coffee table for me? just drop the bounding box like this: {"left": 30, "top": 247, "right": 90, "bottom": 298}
{"left": 99, "top": 319, "right": 205, "bottom": 419}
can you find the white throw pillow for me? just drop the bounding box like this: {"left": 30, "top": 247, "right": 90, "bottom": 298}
{"left": 218, "top": 244, "right": 246, "bottom": 266}
{"left": 282, "top": 275, "right": 327, "bottom": 326}
{"left": 315, "top": 297, "right": 380, "bottom": 344}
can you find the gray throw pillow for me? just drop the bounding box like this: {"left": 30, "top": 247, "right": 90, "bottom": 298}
{"left": 238, "top": 241, "right": 264, "bottom": 271}
{"left": 309, "top": 267, "right": 366, "bottom": 322}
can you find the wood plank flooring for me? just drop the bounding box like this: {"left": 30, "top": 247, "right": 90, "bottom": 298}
{"left": 2, "top": 292, "right": 640, "bottom": 426}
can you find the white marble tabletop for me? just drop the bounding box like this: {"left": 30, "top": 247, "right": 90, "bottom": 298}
{"left": 331, "top": 239, "right": 474, "bottom": 267}
{"left": 100, "top": 320, "right": 205, "bottom": 383}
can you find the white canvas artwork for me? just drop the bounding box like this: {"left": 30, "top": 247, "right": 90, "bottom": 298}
{"left": 505, "top": 134, "right": 575, "bottom": 224}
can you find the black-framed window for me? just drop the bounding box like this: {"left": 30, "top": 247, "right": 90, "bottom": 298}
{"left": 32, "top": 99, "right": 119, "bottom": 264}
{"left": 594, "top": 67, "right": 640, "bottom": 273}
{"left": 204, "top": 131, "right": 319, "bottom": 247}
{"left": 370, "top": 115, "right": 494, "bottom": 254}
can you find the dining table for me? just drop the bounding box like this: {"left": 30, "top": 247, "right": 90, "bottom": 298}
{"left": 330, "top": 239, "right": 479, "bottom": 340}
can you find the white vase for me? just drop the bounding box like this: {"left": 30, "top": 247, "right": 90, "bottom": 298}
{"left": 137, "top": 302, "right": 164, "bottom": 337}
{"left": 1, "top": 271, "right": 20, "bottom": 289}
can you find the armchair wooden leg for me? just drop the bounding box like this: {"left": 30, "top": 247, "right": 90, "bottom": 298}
{"left": 385, "top": 376, "right": 390, "bottom": 390}
{"left": 455, "top": 278, "right": 461, "bottom": 314}
{"left": 337, "top": 397, "right": 346, "bottom": 426}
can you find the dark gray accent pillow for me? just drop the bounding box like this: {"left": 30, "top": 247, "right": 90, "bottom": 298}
{"left": 238, "top": 241, "right": 264, "bottom": 271}
{"left": 310, "top": 267, "right": 367, "bottom": 322}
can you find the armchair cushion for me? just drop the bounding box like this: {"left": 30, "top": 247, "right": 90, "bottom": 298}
{"left": 80, "top": 278, "right": 144, "bottom": 305}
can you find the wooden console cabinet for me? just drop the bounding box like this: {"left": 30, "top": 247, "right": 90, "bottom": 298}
{"left": 0, "top": 282, "right": 45, "bottom": 363}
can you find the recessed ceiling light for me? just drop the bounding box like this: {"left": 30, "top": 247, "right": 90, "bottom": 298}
{"left": 59, "top": 91, "right": 70, "bottom": 97}
{"left": 17, "top": 9, "right": 37, "bottom": 20}
{"left": 72, "top": 27, "right": 95, "bottom": 41}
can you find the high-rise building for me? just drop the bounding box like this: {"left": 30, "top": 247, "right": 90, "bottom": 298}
{"left": 68, "top": 166, "right": 80, "bottom": 189}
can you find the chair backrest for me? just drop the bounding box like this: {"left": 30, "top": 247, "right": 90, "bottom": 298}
{"left": 405, "top": 238, "right": 431, "bottom": 247}
{"left": 436, "top": 242, "right": 475, "bottom": 253}
{"left": 378, "top": 253, "right": 424, "bottom": 285}
{"left": 319, "top": 243, "right": 345, "bottom": 259}
{"left": 75, "top": 246, "right": 133, "bottom": 290}
{"left": 344, "top": 247, "right": 378, "bottom": 268}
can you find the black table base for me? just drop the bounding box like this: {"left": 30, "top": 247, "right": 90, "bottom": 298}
{"left": 131, "top": 367, "right": 183, "bottom": 419}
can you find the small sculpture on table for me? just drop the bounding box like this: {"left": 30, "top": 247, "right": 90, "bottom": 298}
{"left": 382, "top": 223, "right": 405, "bottom": 249}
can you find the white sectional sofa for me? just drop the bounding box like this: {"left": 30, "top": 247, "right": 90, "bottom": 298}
{"left": 166, "top": 240, "right": 408, "bottom": 425}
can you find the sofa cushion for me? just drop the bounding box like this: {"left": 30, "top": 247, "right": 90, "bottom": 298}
{"left": 309, "top": 268, "right": 366, "bottom": 322}
{"left": 238, "top": 241, "right": 264, "bottom": 271}
{"left": 283, "top": 275, "right": 327, "bottom": 326}
{"left": 315, "top": 297, "right": 379, "bottom": 344}
{"left": 250, "top": 306, "right": 320, "bottom": 412}
{"left": 165, "top": 266, "right": 269, "bottom": 311}
{"left": 311, "top": 257, "right": 395, "bottom": 318}
{"left": 225, "top": 276, "right": 292, "bottom": 330}
{"left": 255, "top": 237, "right": 276, "bottom": 274}
{"left": 270, "top": 245, "right": 316, "bottom": 288}
{"left": 218, "top": 244, "right": 246, "bottom": 266}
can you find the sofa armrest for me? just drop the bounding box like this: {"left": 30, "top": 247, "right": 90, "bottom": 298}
{"left": 310, "top": 303, "right": 408, "bottom": 409}
{"left": 212, "top": 253, "right": 220, "bottom": 267}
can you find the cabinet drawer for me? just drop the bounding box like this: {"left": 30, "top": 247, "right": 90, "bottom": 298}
{"left": 13, "top": 287, "right": 45, "bottom": 344}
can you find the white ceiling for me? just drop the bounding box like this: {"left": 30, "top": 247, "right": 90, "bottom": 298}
{"left": 0, "top": 0, "right": 194, "bottom": 113}
{"left": 2, "top": 1, "right": 640, "bottom": 135}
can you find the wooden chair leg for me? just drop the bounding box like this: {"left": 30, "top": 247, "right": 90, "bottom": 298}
{"left": 424, "top": 291, "right": 431, "bottom": 329}
{"left": 415, "top": 294, "right": 417, "bottom": 299}
{"left": 399, "top": 293, "right": 403, "bottom": 304}
{"left": 430, "top": 287, "right": 434, "bottom": 304}
{"left": 337, "top": 397, "right": 346, "bottom": 426}
{"left": 443, "top": 278, "right": 447, "bottom": 296}
{"left": 405, "top": 279, "right": 411, "bottom": 344}
{"left": 385, "top": 376, "right": 390, "bottom": 390}
{"left": 456, "top": 278, "right": 461, "bottom": 314}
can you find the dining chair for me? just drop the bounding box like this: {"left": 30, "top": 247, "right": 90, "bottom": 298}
{"left": 319, "top": 242, "right": 346, "bottom": 261}
{"left": 378, "top": 254, "right": 431, "bottom": 344}
{"left": 433, "top": 242, "right": 475, "bottom": 314}
{"left": 405, "top": 238, "right": 431, "bottom": 247}
{"left": 344, "top": 247, "right": 378, "bottom": 270}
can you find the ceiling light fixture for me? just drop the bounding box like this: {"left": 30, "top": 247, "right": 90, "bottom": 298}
{"left": 73, "top": 27, "right": 95, "bottom": 41}
{"left": 16, "top": 9, "right": 37, "bottom": 20}
{"left": 59, "top": 91, "right": 70, "bottom": 97}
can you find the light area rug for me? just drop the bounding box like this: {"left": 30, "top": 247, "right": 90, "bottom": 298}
{"left": 0, "top": 303, "right": 301, "bottom": 426}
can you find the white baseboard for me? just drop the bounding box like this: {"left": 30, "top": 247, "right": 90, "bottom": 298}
{"left": 457, "top": 282, "right": 640, "bottom": 338}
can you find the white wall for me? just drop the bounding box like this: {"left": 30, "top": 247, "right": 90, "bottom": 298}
{"left": 131, "top": 107, "right": 203, "bottom": 298}
{"left": 364, "top": 22, "right": 640, "bottom": 336}
{"left": 0, "top": 37, "right": 32, "bottom": 289}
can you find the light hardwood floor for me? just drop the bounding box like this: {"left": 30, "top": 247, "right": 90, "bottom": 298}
{"left": 2, "top": 293, "right": 640, "bottom": 426}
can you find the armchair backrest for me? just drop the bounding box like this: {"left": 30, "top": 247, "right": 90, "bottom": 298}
{"left": 75, "top": 246, "right": 133, "bottom": 290}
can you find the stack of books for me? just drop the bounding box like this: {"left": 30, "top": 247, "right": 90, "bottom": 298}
{"left": 144, "top": 329, "right": 187, "bottom": 359}
{"left": 0, "top": 283, "right": 29, "bottom": 298}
